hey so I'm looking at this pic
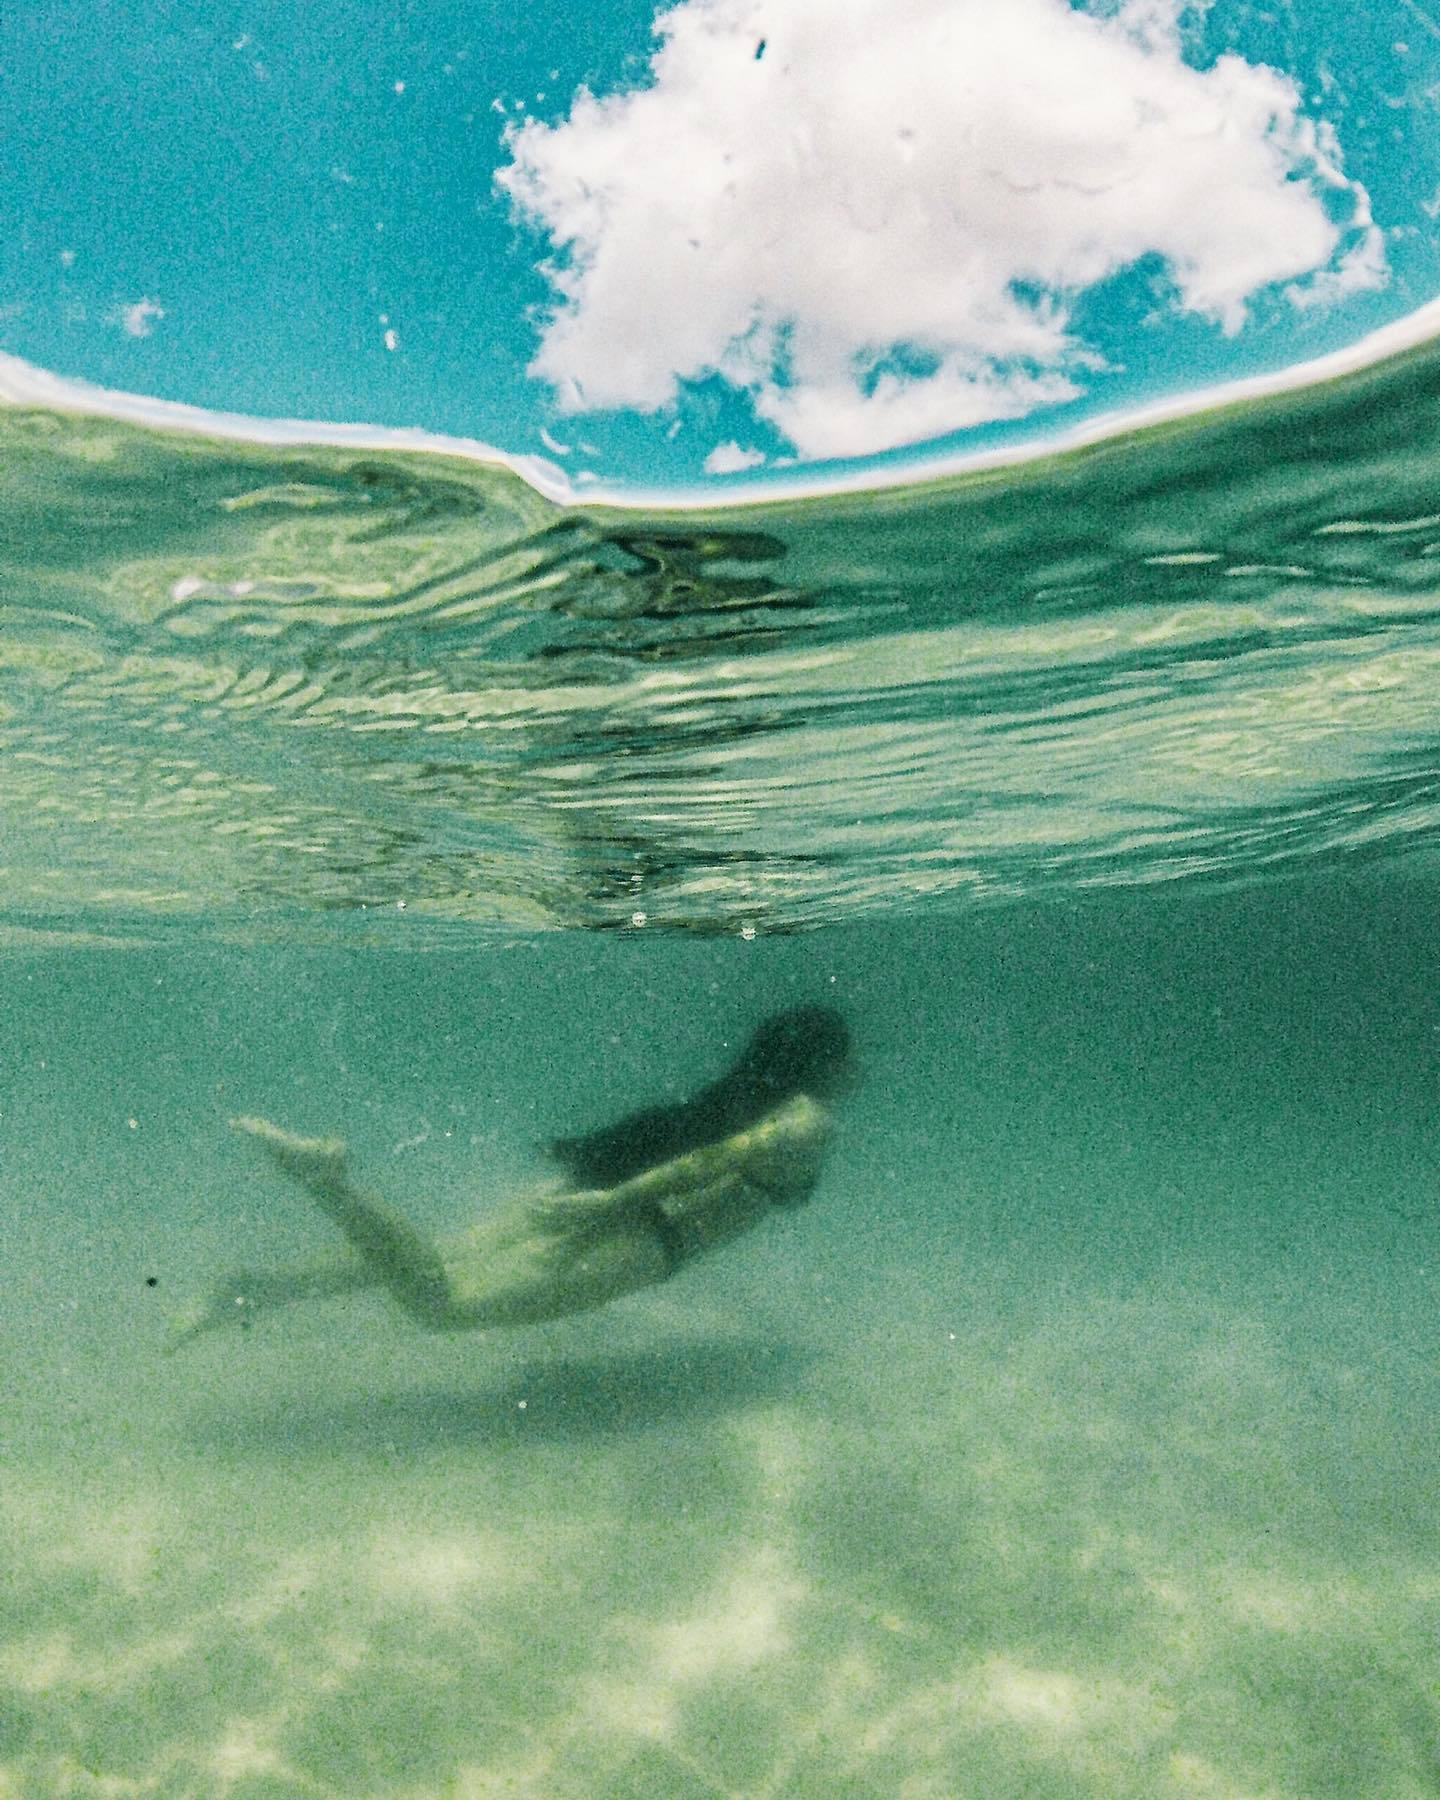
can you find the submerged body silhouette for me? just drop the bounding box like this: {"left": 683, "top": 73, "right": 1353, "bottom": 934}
{"left": 169, "top": 1009, "right": 851, "bottom": 1349}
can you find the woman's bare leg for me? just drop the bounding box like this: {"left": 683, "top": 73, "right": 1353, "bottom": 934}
{"left": 229, "top": 1116, "right": 457, "bottom": 1326}
{"left": 165, "top": 1251, "right": 377, "bottom": 1352}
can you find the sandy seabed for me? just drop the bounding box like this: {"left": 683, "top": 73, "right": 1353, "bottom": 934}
{"left": 2, "top": 1240, "right": 1436, "bottom": 1800}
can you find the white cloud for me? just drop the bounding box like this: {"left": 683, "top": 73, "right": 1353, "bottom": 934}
{"left": 496, "top": 0, "right": 1386, "bottom": 461}
{"left": 113, "top": 297, "right": 166, "bottom": 339}
{"left": 702, "top": 439, "right": 767, "bottom": 473}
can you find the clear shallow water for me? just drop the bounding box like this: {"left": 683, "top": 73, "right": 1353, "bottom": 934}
{"left": 3, "top": 349, "right": 1440, "bottom": 1796}
{"left": 3, "top": 890, "right": 1440, "bottom": 1796}
{"left": 6, "top": 330, "right": 1440, "bottom": 945}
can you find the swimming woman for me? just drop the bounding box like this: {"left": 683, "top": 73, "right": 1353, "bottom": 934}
{"left": 167, "top": 1006, "right": 852, "bottom": 1349}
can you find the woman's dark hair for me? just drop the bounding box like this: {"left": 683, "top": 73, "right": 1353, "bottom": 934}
{"left": 549, "top": 1005, "right": 853, "bottom": 1189}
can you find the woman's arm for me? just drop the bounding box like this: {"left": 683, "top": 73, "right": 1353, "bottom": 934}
{"left": 527, "top": 1093, "right": 832, "bottom": 1234}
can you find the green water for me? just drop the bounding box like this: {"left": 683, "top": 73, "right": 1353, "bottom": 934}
{"left": 4, "top": 335, "right": 1440, "bottom": 1793}
{"left": 5, "top": 329, "right": 1440, "bottom": 945}
{"left": 3, "top": 877, "right": 1438, "bottom": 1797}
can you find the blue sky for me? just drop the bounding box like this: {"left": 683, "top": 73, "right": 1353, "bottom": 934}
{"left": 3, "top": 0, "right": 1440, "bottom": 491}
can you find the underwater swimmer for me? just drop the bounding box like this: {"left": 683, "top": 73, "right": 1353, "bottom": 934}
{"left": 167, "top": 1006, "right": 852, "bottom": 1350}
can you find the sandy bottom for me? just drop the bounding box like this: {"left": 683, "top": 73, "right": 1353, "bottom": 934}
{"left": 3, "top": 1234, "right": 1437, "bottom": 1800}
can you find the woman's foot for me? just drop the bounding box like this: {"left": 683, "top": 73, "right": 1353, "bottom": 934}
{"left": 230, "top": 1115, "right": 347, "bottom": 1184}
{"left": 163, "top": 1280, "right": 252, "bottom": 1353}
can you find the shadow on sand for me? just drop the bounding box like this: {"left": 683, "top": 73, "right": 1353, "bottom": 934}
{"left": 184, "top": 1335, "right": 811, "bottom": 1457}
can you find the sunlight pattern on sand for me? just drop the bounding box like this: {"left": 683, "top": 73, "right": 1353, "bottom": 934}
{"left": 3, "top": 1270, "right": 1435, "bottom": 1798}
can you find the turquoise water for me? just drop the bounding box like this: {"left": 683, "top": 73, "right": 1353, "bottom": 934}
{"left": 3, "top": 345, "right": 1440, "bottom": 1794}
{"left": 6, "top": 327, "right": 1440, "bottom": 941}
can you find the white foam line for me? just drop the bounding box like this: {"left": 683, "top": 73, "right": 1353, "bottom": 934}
{"left": 4, "top": 291, "right": 1440, "bottom": 515}
{"left": 0, "top": 352, "right": 576, "bottom": 504}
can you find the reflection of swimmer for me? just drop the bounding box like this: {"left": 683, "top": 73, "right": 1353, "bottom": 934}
{"left": 167, "top": 1007, "right": 852, "bottom": 1351}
